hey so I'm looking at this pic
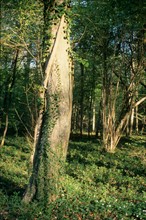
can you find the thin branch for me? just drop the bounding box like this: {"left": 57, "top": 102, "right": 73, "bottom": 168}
{"left": 15, "top": 109, "right": 34, "bottom": 140}
{"left": 134, "top": 96, "right": 146, "bottom": 108}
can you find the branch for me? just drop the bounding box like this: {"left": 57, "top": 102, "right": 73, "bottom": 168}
{"left": 113, "top": 71, "right": 125, "bottom": 86}
{"left": 134, "top": 96, "right": 146, "bottom": 108}
{"left": 116, "top": 96, "right": 146, "bottom": 135}
{"left": 15, "top": 109, "right": 34, "bottom": 140}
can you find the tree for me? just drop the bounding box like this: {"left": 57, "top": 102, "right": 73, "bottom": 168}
{"left": 0, "top": 0, "right": 44, "bottom": 141}
{"left": 0, "top": 49, "right": 19, "bottom": 147}
{"left": 100, "top": 1, "right": 146, "bottom": 152}
{"left": 71, "top": 0, "right": 146, "bottom": 151}
{"left": 1, "top": 0, "right": 73, "bottom": 205}
{"left": 23, "top": 0, "right": 73, "bottom": 204}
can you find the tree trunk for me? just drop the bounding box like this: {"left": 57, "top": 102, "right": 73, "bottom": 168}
{"left": 23, "top": 11, "right": 73, "bottom": 204}
{"left": 88, "top": 95, "right": 92, "bottom": 137}
{"left": 0, "top": 49, "right": 19, "bottom": 147}
{"left": 0, "top": 114, "right": 8, "bottom": 148}
{"left": 135, "top": 90, "right": 139, "bottom": 134}
{"left": 135, "top": 105, "right": 139, "bottom": 134}
{"left": 129, "top": 108, "right": 134, "bottom": 136}
{"left": 92, "top": 103, "right": 96, "bottom": 133}
{"left": 80, "top": 63, "right": 84, "bottom": 137}
{"left": 107, "top": 97, "right": 146, "bottom": 152}
{"left": 96, "top": 100, "right": 102, "bottom": 137}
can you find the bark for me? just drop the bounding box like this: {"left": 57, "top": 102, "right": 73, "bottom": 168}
{"left": 102, "top": 45, "right": 108, "bottom": 149}
{"left": 102, "top": 43, "right": 118, "bottom": 152}
{"left": 80, "top": 63, "right": 84, "bottom": 137}
{"left": 129, "top": 108, "right": 134, "bottom": 136}
{"left": 88, "top": 95, "right": 92, "bottom": 137}
{"left": 134, "top": 97, "right": 146, "bottom": 107}
{"left": 96, "top": 100, "right": 102, "bottom": 137}
{"left": 23, "top": 12, "right": 73, "bottom": 203}
{"left": 0, "top": 114, "right": 8, "bottom": 148}
{"left": 135, "top": 105, "right": 139, "bottom": 133}
{"left": 92, "top": 103, "right": 96, "bottom": 133}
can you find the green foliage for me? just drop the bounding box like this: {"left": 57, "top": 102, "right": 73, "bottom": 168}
{"left": 0, "top": 135, "right": 146, "bottom": 219}
{"left": 0, "top": 0, "right": 44, "bottom": 137}
{"left": 73, "top": 53, "right": 89, "bottom": 68}
{"left": 71, "top": 0, "right": 146, "bottom": 141}
{"left": 0, "top": 137, "right": 31, "bottom": 195}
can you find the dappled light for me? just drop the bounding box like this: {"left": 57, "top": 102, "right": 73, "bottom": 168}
{"left": 0, "top": 0, "right": 146, "bottom": 219}
{"left": 0, "top": 136, "right": 146, "bottom": 219}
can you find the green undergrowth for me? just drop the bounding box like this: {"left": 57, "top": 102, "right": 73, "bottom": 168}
{"left": 0, "top": 135, "right": 146, "bottom": 219}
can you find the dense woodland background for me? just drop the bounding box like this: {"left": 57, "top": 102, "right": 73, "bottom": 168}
{"left": 0, "top": 0, "right": 146, "bottom": 144}
{"left": 0, "top": 0, "right": 146, "bottom": 219}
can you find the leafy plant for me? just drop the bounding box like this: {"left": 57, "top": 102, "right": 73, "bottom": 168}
{"left": 0, "top": 135, "right": 146, "bottom": 219}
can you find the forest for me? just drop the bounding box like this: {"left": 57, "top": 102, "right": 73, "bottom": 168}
{"left": 0, "top": 0, "right": 146, "bottom": 219}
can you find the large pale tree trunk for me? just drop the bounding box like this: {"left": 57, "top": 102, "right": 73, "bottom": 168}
{"left": 23, "top": 5, "right": 73, "bottom": 203}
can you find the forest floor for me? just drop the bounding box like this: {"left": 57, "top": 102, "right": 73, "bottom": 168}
{"left": 0, "top": 135, "right": 146, "bottom": 220}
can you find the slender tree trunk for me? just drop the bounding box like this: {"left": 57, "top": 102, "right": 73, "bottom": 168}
{"left": 96, "top": 100, "right": 102, "bottom": 137}
{"left": 112, "top": 97, "right": 146, "bottom": 151}
{"left": 92, "top": 103, "right": 96, "bottom": 133}
{"left": 23, "top": 8, "right": 73, "bottom": 204}
{"left": 80, "top": 63, "right": 84, "bottom": 137}
{"left": 88, "top": 95, "right": 93, "bottom": 137}
{"left": 102, "top": 43, "right": 117, "bottom": 152}
{"left": 0, "top": 114, "right": 8, "bottom": 148}
{"left": 0, "top": 49, "right": 19, "bottom": 147}
{"left": 135, "top": 90, "right": 139, "bottom": 134}
{"left": 90, "top": 63, "right": 96, "bottom": 135}
{"left": 129, "top": 108, "right": 134, "bottom": 136}
{"left": 135, "top": 105, "right": 139, "bottom": 134}
{"left": 102, "top": 47, "right": 108, "bottom": 149}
